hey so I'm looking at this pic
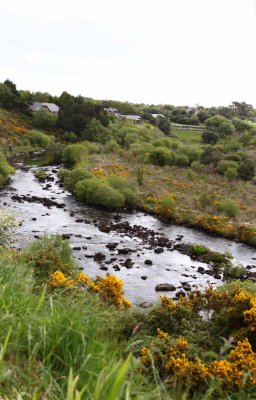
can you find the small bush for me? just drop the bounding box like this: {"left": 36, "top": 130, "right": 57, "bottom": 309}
{"left": 175, "top": 153, "right": 190, "bottom": 167}
{"left": 217, "top": 160, "right": 239, "bottom": 175}
{"left": 224, "top": 167, "right": 237, "bottom": 181}
{"left": 34, "top": 169, "right": 46, "bottom": 181}
{"left": 191, "top": 161, "right": 203, "bottom": 172}
{"left": 62, "top": 131, "right": 78, "bottom": 143}
{"left": 22, "top": 235, "right": 77, "bottom": 284}
{"left": 190, "top": 244, "right": 209, "bottom": 256}
{"left": 149, "top": 147, "right": 175, "bottom": 166}
{"left": 104, "top": 140, "right": 120, "bottom": 153}
{"left": 217, "top": 199, "right": 240, "bottom": 218}
{"left": 57, "top": 168, "right": 70, "bottom": 181}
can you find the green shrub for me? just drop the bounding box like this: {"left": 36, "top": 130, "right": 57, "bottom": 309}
{"left": 75, "top": 179, "right": 125, "bottom": 209}
{"left": 149, "top": 147, "right": 175, "bottom": 166}
{"left": 217, "top": 199, "right": 239, "bottom": 218}
{"left": 22, "top": 235, "right": 77, "bottom": 284}
{"left": 57, "top": 168, "right": 70, "bottom": 181}
{"left": 175, "top": 153, "right": 190, "bottom": 167}
{"left": 62, "top": 143, "right": 88, "bottom": 164}
{"left": 62, "top": 131, "right": 78, "bottom": 143}
{"left": 121, "top": 188, "right": 137, "bottom": 207}
{"left": 217, "top": 159, "right": 239, "bottom": 175}
{"left": 222, "top": 263, "right": 246, "bottom": 279}
{"left": 64, "top": 168, "right": 92, "bottom": 192}
{"left": 153, "top": 138, "right": 172, "bottom": 148}
{"left": 223, "top": 138, "right": 240, "bottom": 153}
{"left": 237, "top": 159, "right": 255, "bottom": 180}
{"left": 26, "top": 130, "right": 54, "bottom": 148}
{"left": 34, "top": 169, "right": 46, "bottom": 181}
{"left": 177, "top": 145, "right": 202, "bottom": 163}
{"left": 190, "top": 244, "right": 209, "bottom": 256}
{"left": 191, "top": 161, "right": 203, "bottom": 171}
{"left": 104, "top": 140, "right": 120, "bottom": 153}
{"left": 224, "top": 167, "right": 237, "bottom": 181}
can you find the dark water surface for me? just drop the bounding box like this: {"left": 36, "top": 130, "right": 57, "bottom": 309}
{"left": 1, "top": 160, "right": 255, "bottom": 304}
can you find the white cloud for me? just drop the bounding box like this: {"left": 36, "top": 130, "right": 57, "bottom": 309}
{"left": 0, "top": 0, "right": 255, "bottom": 106}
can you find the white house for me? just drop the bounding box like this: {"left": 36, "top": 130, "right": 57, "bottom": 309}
{"left": 122, "top": 115, "right": 142, "bottom": 124}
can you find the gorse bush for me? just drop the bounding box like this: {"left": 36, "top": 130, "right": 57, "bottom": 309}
{"left": 22, "top": 235, "right": 77, "bottom": 284}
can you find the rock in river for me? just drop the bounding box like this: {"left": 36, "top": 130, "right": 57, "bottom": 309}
{"left": 155, "top": 283, "right": 176, "bottom": 292}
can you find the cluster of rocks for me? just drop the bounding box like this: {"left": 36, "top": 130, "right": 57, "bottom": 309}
{"left": 11, "top": 194, "right": 65, "bottom": 209}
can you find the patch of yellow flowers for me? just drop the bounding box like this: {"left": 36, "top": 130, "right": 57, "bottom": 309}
{"left": 49, "top": 271, "right": 132, "bottom": 308}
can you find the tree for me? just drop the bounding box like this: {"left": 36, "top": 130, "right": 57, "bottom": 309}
{"left": 156, "top": 116, "right": 170, "bottom": 135}
{"left": 81, "top": 119, "right": 112, "bottom": 144}
{"left": 0, "top": 80, "right": 28, "bottom": 112}
{"left": 33, "top": 109, "right": 58, "bottom": 129}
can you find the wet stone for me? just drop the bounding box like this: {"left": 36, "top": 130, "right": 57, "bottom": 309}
{"left": 155, "top": 284, "right": 176, "bottom": 292}
{"left": 154, "top": 247, "right": 164, "bottom": 254}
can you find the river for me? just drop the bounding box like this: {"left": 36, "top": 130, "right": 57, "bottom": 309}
{"left": 1, "top": 158, "right": 255, "bottom": 304}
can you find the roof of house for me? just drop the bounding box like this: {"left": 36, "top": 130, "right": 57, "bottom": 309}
{"left": 30, "top": 102, "right": 59, "bottom": 113}
{"left": 123, "top": 115, "right": 141, "bottom": 120}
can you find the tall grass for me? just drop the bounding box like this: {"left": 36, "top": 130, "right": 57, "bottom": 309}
{"left": 0, "top": 248, "right": 167, "bottom": 399}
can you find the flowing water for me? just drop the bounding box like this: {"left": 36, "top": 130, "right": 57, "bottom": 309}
{"left": 1, "top": 155, "right": 255, "bottom": 304}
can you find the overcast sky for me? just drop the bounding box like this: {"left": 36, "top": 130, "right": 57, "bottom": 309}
{"left": 0, "top": 0, "right": 255, "bottom": 107}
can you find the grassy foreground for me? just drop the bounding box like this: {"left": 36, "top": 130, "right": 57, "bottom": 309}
{"left": 0, "top": 247, "right": 166, "bottom": 400}
{"left": 1, "top": 236, "right": 256, "bottom": 399}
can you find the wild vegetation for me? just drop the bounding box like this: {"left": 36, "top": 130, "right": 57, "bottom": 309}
{"left": 1, "top": 80, "right": 256, "bottom": 398}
